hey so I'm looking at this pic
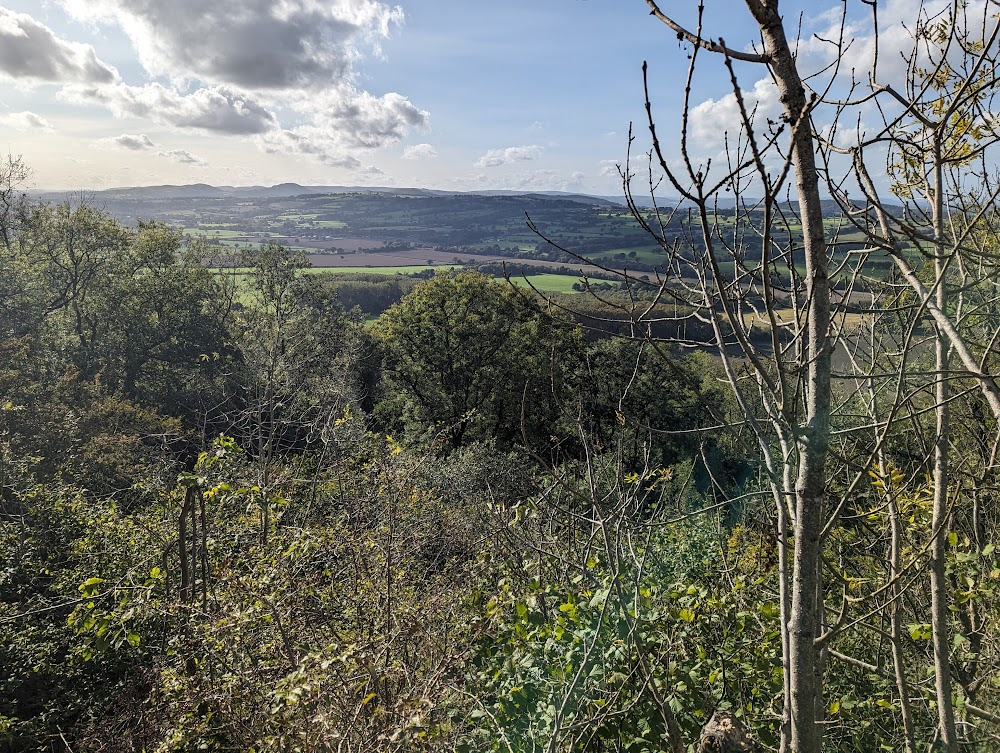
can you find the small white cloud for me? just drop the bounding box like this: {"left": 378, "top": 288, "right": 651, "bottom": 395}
{"left": 159, "top": 149, "right": 207, "bottom": 166}
{"left": 402, "top": 143, "right": 437, "bottom": 160}
{"left": 254, "top": 85, "right": 428, "bottom": 168}
{"left": 475, "top": 145, "right": 543, "bottom": 168}
{"left": 256, "top": 127, "right": 362, "bottom": 168}
{"left": 93, "top": 133, "right": 156, "bottom": 150}
{"left": 0, "top": 110, "right": 54, "bottom": 132}
{"left": 598, "top": 159, "right": 622, "bottom": 177}
{"left": 255, "top": 129, "right": 381, "bottom": 175}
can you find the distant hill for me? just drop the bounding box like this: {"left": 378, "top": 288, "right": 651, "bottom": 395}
{"left": 33, "top": 183, "right": 906, "bottom": 218}
{"left": 34, "top": 183, "right": 627, "bottom": 207}
{"left": 32, "top": 184, "right": 902, "bottom": 222}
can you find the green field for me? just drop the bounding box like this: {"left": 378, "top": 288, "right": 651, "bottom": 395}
{"left": 212, "top": 264, "right": 586, "bottom": 298}
{"left": 313, "top": 267, "right": 585, "bottom": 293}
{"left": 183, "top": 228, "right": 246, "bottom": 238}
{"left": 305, "top": 264, "right": 462, "bottom": 275}
{"left": 508, "top": 273, "right": 585, "bottom": 294}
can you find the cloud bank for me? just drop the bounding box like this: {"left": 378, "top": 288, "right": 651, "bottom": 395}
{"left": 61, "top": 0, "right": 403, "bottom": 91}
{"left": 5, "top": 1, "right": 427, "bottom": 171}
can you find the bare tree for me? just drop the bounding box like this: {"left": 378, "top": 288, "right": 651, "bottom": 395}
{"left": 560, "top": 1, "right": 1000, "bottom": 751}
{"left": 636, "top": 3, "right": 836, "bottom": 750}
{"left": 0, "top": 152, "right": 29, "bottom": 251}
{"left": 823, "top": 4, "right": 1000, "bottom": 750}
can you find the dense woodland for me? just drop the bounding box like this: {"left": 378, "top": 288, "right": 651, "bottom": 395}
{"left": 9, "top": 1, "right": 1000, "bottom": 752}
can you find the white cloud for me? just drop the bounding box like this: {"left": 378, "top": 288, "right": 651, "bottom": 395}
{"left": 452, "top": 168, "right": 585, "bottom": 193}
{"left": 402, "top": 143, "right": 438, "bottom": 160}
{"left": 159, "top": 149, "right": 207, "bottom": 166}
{"left": 0, "top": 7, "right": 118, "bottom": 86}
{"left": 599, "top": 159, "right": 622, "bottom": 177}
{"left": 0, "top": 110, "right": 54, "bottom": 132}
{"left": 354, "top": 163, "right": 385, "bottom": 177}
{"left": 255, "top": 127, "right": 380, "bottom": 175}
{"left": 301, "top": 87, "right": 429, "bottom": 149}
{"left": 64, "top": 82, "right": 278, "bottom": 135}
{"left": 688, "top": 77, "right": 782, "bottom": 151}
{"left": 93, "top": 133, "right": 156, "bottom": 150}
{"left": 676, "top": 0, "right": 993, "bottom": 169}
{"left": 257, "top": 126, "right": 361, "bottom": 167}
{"left": 475, "top": 145, "right": 544, "bottom": 168}
{"left": 48, "top": 1, "right": 428, "bottom": 169}
{"left": 795, "top": 0, "right": 996, "bottom": 102}
{"left": 60, "top": 0, "right": 403, "bottom": 91}
{"left": 255, "top": 85, "right": 427, "bottom": 166}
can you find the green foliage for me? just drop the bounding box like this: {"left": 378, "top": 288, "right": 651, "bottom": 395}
{"left": 317, "top": 272, "right": 422, "bottom": 315}
{"left": 462, "top": 514, "right": 783, "bottom": 753}
{"left": 575, "top": 339, "right": 742, "bottom": 483}
{"left": 1, "top": 482, "right": 169, "bottom": 750}
{"left": 374, "top": 270, "right": 583, "bottom": 450}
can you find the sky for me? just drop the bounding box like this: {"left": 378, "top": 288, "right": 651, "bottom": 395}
{"left": 0, "top": 0, "right": 975, "bottom": 194}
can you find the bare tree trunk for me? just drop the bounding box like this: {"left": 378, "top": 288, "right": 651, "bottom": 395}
{"left": 746, "top": 4, "right": 832, "bottom": 751}
{"left": 778, "top": 450, "right": 794, "bottom": 753}
{"left": 179, "top": 486, "right": 193, "bottom": 604}
{"left": 643, "top": 1, "right": 833, "bottom": 748}
{"left": 889, "top": 496, "right": 919, "bottom": 753}
{"left": 930, "top": 139, "right": 959, "bottom": 753}
{"left": 199, "top": 490, "right": 209, "bottom": 611}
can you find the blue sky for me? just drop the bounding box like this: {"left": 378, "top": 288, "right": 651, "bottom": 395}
{"left": 0, "top": 0, "right": 937, "bottom": 193}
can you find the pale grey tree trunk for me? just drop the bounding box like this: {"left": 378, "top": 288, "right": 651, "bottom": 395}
{"left": 930, "top": 138, "right": 960, "bottom": 753}
{"left": 643, "top": 2, "right": 833, "bottom": 749}
{"left": 745, "top": 4, "right": 831, "bottom": 752}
